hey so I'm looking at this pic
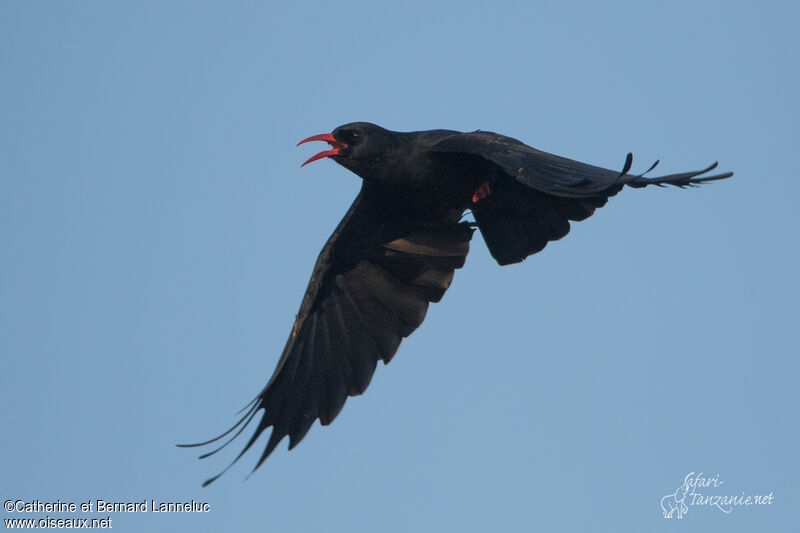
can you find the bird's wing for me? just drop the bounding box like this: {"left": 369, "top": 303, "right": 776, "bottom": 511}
{"left": 180, "top": 185, "right": 474, "bottom": 485}
{"left": 432, "top": 130, "right": 732, "bottom": 198}
{"left": 431, "top": 131, "right": 732, "bottom": 265}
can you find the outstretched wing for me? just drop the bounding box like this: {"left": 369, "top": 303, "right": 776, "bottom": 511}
{"left": 180, "top": 184, "right": 474, "bottom": 485}
{"left": 432, "top": 131, "right": 732, "bottom": 265}
{"left": 433, "top": 131, "right": 733, "bottom": 198}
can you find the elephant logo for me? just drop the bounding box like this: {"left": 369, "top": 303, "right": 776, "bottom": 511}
{"left": 661, "top": 473, "right": 693, "bottom": 519}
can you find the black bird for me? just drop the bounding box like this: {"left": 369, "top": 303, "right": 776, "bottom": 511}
{"left": 181, "top": 122, "right": 732, "bottom": 485}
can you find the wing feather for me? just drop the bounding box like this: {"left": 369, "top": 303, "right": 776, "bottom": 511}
{"left": 433, "top": 130, "right": 731, "bottom": 265}
{"left": 433, "top": 131, "right": 732, "bottom": 197}
{"left": 180, "top": 185, "right": 474, "bottom": 483}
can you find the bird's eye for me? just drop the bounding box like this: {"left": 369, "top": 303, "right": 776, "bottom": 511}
{"left": 342, "top": 130, "right": 361, "bottom": 144}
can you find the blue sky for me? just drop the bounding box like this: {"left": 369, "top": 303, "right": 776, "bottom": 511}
{"left": 2, "top": 1, "right": 797, "bottom": 531}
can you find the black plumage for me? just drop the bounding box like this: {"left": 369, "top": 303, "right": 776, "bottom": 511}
{"left": 180, "top": 122, "right": 732, "bottom": 485}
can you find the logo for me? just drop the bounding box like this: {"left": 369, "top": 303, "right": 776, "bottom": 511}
{"left": 660, "top": 472, "right": 774, "bottom": 519}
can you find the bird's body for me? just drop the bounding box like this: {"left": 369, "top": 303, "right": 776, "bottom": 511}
{"left": 329, "top": 128, "right": 484, "bottom": 209}
{"left": 181, "top": 122, "right": 732, "bottom": 485}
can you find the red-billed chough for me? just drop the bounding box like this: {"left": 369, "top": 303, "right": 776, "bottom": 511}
{"left": 180, "top": 122, "right": 732, "bottom": 485}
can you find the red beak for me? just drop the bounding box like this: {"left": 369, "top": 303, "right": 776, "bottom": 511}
{"left": 297, "top": 133, "right": 348, "bottom": 167}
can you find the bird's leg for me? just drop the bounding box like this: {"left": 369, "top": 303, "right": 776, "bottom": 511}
{"left": 471, "top": 181, "right": 492, "bottom": 203}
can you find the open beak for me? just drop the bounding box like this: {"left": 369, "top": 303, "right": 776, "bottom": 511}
{"left": 297, "top": 133, "right": 348, "bottom": 167}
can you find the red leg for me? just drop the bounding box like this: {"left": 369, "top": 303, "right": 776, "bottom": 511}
{"left": 471, "top": 182, "right": 492, "bottom": 203}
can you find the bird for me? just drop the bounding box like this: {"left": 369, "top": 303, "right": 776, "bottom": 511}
{"left": 180, "top": 122, "right": 732, "bottom": 485}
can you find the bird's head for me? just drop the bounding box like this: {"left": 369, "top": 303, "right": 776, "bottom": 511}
{"left": 297, "top": 122, "right": 403, "bottom": 180}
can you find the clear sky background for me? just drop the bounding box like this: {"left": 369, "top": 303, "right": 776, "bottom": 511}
{"left": 2, "top": 1, "right": 797, "bottom": 532}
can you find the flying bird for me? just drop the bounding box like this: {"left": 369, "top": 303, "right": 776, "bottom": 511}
{"left": 181, "top": 122, "right": 732, "bottom": 485}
